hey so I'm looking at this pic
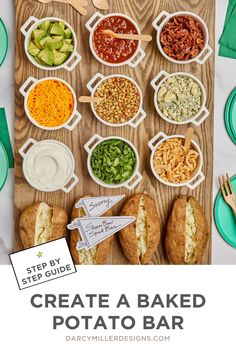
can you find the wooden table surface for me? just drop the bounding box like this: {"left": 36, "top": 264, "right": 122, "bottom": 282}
{"left": 14, "top": 0, "right": 215, "bottom": 264}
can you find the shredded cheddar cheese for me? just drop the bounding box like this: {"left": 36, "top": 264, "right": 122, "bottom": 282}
{"left": 27, "top": 80, "right": 74, "bottom": 127}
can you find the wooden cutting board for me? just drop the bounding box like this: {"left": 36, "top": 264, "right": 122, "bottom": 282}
{"left": 14, "top": 0, "right": 215, "bottom": 264}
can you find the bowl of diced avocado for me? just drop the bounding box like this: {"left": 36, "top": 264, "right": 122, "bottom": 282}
{"left": 21, "top": 16, "right": 81, "bottom": 71}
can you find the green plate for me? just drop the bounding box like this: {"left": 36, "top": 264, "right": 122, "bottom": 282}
{"left": 229, "top": 93, "right": 236, "bottom": 139}
{"left": 224, "top": 88, "right": 236, "bottom": 144}
{"left": 214, "top": 175, "right": 236, "bottom": 248}
{"left": 0, "top": 141, "right": 8, "bottom": 191}
{"left": 0, "top": 18, "right": 8, "bottom": 67}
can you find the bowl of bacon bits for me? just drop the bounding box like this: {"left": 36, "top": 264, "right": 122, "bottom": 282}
{"left": 152, "top": 11, "right": 212, "bottom": 65}
{"left": 85, "top": 12, "right": 145, "bottom": 67}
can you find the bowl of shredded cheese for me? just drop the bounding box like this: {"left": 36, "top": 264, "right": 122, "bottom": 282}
{"left": 148, "top": 131, "right": 205, "bottom": 190}
{"left": 20, "top": 76, "right": 82, "bottom": 131}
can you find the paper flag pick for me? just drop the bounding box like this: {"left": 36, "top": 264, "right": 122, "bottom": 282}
{"left": 75, "top": 195, "right": 125, "bottom": 217}
{"left": 68, "top": 216, "right": 135, "bottom": 250}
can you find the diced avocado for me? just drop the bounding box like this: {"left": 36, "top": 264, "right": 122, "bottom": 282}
{"left": 58, "top": 21, "right": 65, "bottom": 31}
{"left": 47, "top": 23, "right": 54, "bottom": 35}
{"left": 32, "top": 29, "right": 46, "bottom": 41}
{"left": 50, "top": 23, "right": 64, "bottom": 36}
{"left": 30, "top": 21, "right": 74, "bottom": 67}
{"left": 39, "top": 20, "right": 51, "bottom": 32}
{"left": 51, "top": 35, "right": 63, "bottom": 41}
{"left": 65, "top": 39, "right": 73, "bottom": 44}
{"left": 64, "top": 28, "right": 72, "bottom": 39}
{"left": 45, "top": 37, "right": 63, "bottom": 50}
{"left": 28, "top": 41, "right": 40, "bottom": 57}
{"left": 52, "top": 49, "right": 68, "bottom": 66}
{"left": 34, "top": 56, "right": 47, "bottom": 66}
{"left": 37, "top": 49, "right": 54, "bottom": 66}
{"left": 34, "top": 38, "right": 43, "bottom": 50}
{"left": 59, "top": 40, "right": 74, "bottom": 53}
{"left": 39, "top": 36, "right": 50, "bottom": 47}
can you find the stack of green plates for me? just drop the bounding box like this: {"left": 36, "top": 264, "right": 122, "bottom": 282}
{"left": 225, "top": 88, "right": 236, "bottom": 144}
{"left": 214, "top": 175, "right": 236, "bottom": 248}
{"left": 0, "top": 141, "right": 8, "bottom": 191}
{"left": 0, "top": 18, "right": 8, "bottom": 67}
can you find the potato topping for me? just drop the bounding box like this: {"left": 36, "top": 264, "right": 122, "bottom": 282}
{"left": 185, "top": 202, "right": 197, "bottom": 264}
{"left": 76, "top": 206, "right": 98, "bottom": 265}
{"left": 35, "top": 202, "right": 53, "bottom": 245}
{"left": 94, "top": 77, "right": 140, "bottom": 124}
{"left": 157, "top": 75, "right": 202, "bottom": 122}
{"left": 153, "top": 138, "right": 199, "bottom": 184}
{"left": 136, "top": 196, "right": 148, "bottom": 261}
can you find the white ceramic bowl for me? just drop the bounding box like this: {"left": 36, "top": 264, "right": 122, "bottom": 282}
{"left": 19, "top": 76, "right": 82, "bottom": 131}
{"left": 150, "top": 70, "right": 209, "bottom": 126}
{"left": 84, "top": 134, "right": 142, "bottom": 190}
{"left": 19, "top": 138, "right": 79, "bottom": 193}
{"left": 20, "top": 16, "right": 81, "bottom": 71}
{"left": 152, "top": 11, "right": 212, "bottom": 65}
{"left": 85, "top": 12, "right": 145, "bottom": 68}
{"left": 148, "top": 131, "right": 205, "bottom": 190}
{"left": 86, "top": 73, "right": 146, "bottom": 128}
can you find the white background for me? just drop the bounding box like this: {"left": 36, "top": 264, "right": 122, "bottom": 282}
{"left": 0, "top": 0, "right": 236, "bottom": 264}
{"left": 0, "top": 266, "right": 236, "bottom": 353}
{"left": 0, "top": 1, "right": 236, "bottom": 352}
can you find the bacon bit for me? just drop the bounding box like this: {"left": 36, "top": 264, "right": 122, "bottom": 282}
{"left": 160, "top": 15, "right": 205, "bottom": 61}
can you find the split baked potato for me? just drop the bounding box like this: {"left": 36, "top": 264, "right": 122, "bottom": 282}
{"left": 70, "top": 197, "right": 113, "bottom": 265}
{"left": 165, "top": 196, "right": 209, "bottom": 265}
{"left": 19, "top": 202, "right": 68, "bottom": 249}
{"left": 119, "top": 193, "right": 161, "bottom": 265}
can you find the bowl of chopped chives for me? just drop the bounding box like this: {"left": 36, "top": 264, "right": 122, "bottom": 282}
{"left": 19, "top": 76, "right": 82, "bottom": 131}
{"left": 84, "top": 134, "right": 142, "bottom": 190}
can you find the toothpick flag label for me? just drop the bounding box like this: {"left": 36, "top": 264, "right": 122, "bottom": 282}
{"left": 75, "top": 195, "right": 125, "bottom": 217}
{"left": 68, "top": 216, "right": 135, "bottom": 250}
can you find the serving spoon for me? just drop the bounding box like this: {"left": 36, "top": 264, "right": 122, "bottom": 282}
{"left": 184, "top": 127, "right": 194, "bottom": 151}
{"left": 79, "top": 96, "right": 104, "bottom": 103}
{"left": 102, "top": 29, "right": 152, "bottom": 42}
{"left": 92, "top": 0, "right": 109, "bottom": 11}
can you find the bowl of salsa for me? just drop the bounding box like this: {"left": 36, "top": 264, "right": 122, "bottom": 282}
{"left": 86, "top": 12, "right": 145, "bottom": 67}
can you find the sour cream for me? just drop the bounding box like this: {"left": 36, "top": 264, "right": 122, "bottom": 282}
{"left": 23, "top": 140, "right": 74, "bottom": 191}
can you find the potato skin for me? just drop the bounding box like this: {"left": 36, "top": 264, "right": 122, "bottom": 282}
{"left": 19, "top": 202, "right": 68, "bottom": 249}
{"left": 165, "top": 196, "right": 209, "bottom": 265}
{"left": 119, "top": 193, "right": 161, "bottom": 265}
{"left": 70, "top": 198, "right": 113, "bottom": 265}
{"left": 165, "top": 196, "right": 187, "bottom": 265}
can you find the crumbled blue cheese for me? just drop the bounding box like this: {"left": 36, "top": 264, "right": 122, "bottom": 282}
{"left": 185, "top": 202, "right": 197, "bottom": 264}
{"left": 157, "top": 75, "right": 202, "bottom": 122}
{"left": 136, "top": 196, "right": 148, "bottom": 261}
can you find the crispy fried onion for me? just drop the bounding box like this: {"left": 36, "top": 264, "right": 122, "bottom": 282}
{"left": 153, "top": 138, "right": 199, "bottom": 183}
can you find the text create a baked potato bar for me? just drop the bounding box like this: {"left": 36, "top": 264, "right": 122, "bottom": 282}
{"left": 9, "top": 238, "right": 76, "bottom": 290}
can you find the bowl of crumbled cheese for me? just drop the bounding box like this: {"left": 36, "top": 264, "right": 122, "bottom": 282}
{"left": 151, "top": 71, "right": 209, "bottom": 126}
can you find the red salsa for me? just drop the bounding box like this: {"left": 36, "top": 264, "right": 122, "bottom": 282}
{"left": 92, "top": 16, "right": 139, "bottom": 64}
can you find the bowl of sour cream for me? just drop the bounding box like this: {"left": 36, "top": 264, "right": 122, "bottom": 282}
{"left": 19, "top": 138, "right": 79, "bottom": 193}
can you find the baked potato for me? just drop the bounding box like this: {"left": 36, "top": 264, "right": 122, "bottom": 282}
{"left": 70, "top": 197, "right": 113, "bottom": 265}
{"left": 165, "top": 196, "right": 209, "bottom": 265}
{"left": 119, "top": 193, "right": 161, "bottom": 265}
{"left": 19, "top": 202, "right": 68, "bottom": 249}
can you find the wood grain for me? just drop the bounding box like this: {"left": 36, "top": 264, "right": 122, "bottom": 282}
{"left": 15, "top": 0, "right": 215, "bottom": 264}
